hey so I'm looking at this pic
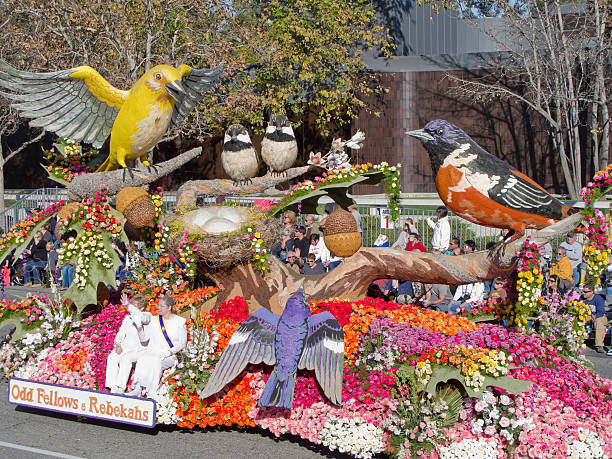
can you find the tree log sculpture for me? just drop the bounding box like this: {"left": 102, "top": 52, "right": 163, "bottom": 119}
{"left": 67, "top": 147, "right": 203, "bottom": 201}
{"left": 176, "top": 165, "right": 316, "bottom": 206}
{"left": 199, "top": 213, "right": 583, "bottom": 316}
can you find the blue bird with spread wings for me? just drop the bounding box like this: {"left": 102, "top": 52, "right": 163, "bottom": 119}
{"left": 201, "top": 287, "right": 344, "bottom": 409}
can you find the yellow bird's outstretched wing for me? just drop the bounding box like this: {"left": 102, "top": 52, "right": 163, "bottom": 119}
{"left": 170, "top": 62, "right": 224, "bottom": 127}
{"left": 0, "top": 61, "right": 127, "bottom": 149}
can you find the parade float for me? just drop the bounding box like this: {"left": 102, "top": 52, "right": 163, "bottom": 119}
{"left": 0, "top": 58, "right": 610, "bottom": 458}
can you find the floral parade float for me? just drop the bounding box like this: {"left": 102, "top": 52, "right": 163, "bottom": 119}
{"left": 0, "top": 58, "right": 609, "bottom": 457}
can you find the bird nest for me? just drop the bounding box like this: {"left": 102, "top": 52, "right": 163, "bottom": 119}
{"left": 166, "top": 211, "right": 282, "bottom": 272}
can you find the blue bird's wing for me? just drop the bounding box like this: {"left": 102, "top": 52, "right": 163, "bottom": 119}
{"left": 171, "top": 63, "right": 224, "bottom": 127}
{"left": 298, "top": 311, "right": 344, "bottom": 405}
{"left": 201, "top": 307, "right": 278, "bottom": 399}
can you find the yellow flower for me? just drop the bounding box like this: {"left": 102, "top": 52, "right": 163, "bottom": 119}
{"left": 254, "top": 232, "right": 261, "bottom": 238}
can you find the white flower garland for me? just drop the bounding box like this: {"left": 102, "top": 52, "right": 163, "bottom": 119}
{"left": 438, "top": 438, "right": 500, "bottom": 459}
{"left": 151, "top": 382, "right": 180, "bottom": 425}
{"left": 318, "top": 416, "right": 385, "bottom": 459}
{"left": 566, "top": 428, "right": 607, "bottom": 458}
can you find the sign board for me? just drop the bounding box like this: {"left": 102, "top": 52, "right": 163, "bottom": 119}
{"left": 8, "top": 377, "right": 156, "bottom": 428}
{"left": 380, "top": 208, "right": 394, "bottom": 230}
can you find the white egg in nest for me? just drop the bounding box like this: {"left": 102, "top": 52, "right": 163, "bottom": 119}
{"left": 201, "top": 217, "right": 240, "bottom": 234}
{"left": 216, "top": 206, "right": 248, "bottom": 224}
{"left": 189, "top": 208, "right": 215, "bottom": 227}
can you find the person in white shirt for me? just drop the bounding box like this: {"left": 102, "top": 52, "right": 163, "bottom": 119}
{"left": 129, "top": 295, "right": 187, "bottom": 397}
{"left": 449, "top": 282, "right": 485, "bottom": 314}
{"left": 426, "top": 206, "right": 451, "bottom": 254}
{"left": 308, "top": 233, "right": 342, "bottom": 271}
{"left": 105, "top": 294, "right": 151, "bottom": 393}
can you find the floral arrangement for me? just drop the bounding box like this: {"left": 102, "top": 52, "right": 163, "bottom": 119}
{"left": 2, "top": 286, "right": 612, "bottom": 456}
{"left": 307, "top": 130, "right": 366, "bottom": 171}
{"left": 272, "top": 160, "right": 401, "bottom": 221}
{"left": 536, "top": 291, "right": 589, "bottom": 360}
{"left": 43, "top": 137, "right": 98, "bottom": 184}
{"left": 0, "top": 201, "right": 64, "bottom": 253}
{"left": 580, "top": 165, "right": 612, "bottom": 286}
{"left": 508, "top": 238, "right": 542, "bottom": 330}
{"left": 246, "top": 227, "right": 272, "bottom": 273}
{"left": 176, "top": 232, "right": 198, "bottom": 279}
{"left": 454, "top": 298, "right": 506, "bottom": 322}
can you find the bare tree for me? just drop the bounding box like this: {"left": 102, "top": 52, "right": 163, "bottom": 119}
{"left": 448, "top": 0, "right": 611, "bottom": 199}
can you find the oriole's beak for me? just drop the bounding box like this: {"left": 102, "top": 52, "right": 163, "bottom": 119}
{"left": 405, "top": 129, "right": 434, "bottom": 142}
{"left": 166, "top": 80, "right": 186, "bottom": 101}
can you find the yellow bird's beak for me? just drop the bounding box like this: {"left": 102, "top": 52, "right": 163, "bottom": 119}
{"left": 165, "top": 80, "right": 186, "bottom": 102}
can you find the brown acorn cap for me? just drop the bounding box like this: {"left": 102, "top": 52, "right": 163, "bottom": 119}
{"left": 116, "top": 187, "right": 149, "bottom": 215}
{"left": 324, "top": 207, "right": 357, "bottom": 235}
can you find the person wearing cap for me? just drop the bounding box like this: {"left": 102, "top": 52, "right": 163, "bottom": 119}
{"left": 550, "top": 247, "right": 573, "bottom": 293}
{"left": 581, "top": 283, "right": 608, "bottom": 353}
{"left": 284, "top": 251, "right": 303, "bottom": 274}
{"left": 560, "top": 233, "right": 582, "bottom": 286}
{"left": 292, "top": 226, "right": 311, "bottom": 262}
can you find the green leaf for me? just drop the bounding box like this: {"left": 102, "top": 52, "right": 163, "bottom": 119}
{"left": 0, "top": 213, "right": 55, "bottom": 265}
{"left": 41, "top": 164, "right": 69, "bottom": 187}
{"left": 423, "top": 366, "right": 532, "bottom": 399}
{"left": 270, "top": 170, "right": 386, "bottom": 216}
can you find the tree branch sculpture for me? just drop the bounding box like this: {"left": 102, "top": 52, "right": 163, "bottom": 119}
{"left": 175, "top": 165, "right": 316, "bottom": 206}
{"left": 67, "top": 147, "right": 203, "bottom": 201}
{"left": 197, "top": 212, "right": 583, "bottom": 316}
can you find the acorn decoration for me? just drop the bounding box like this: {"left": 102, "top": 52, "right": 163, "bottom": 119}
{"left": 116, "top": 187, "right": 156, "bottom": 229}
{"left": 323, "top": 207, "right": 362, "bottom": 258}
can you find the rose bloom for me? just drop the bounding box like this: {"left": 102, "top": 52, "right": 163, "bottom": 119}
{"left": 499, "top": 417, "right": 511, "bottom": 428}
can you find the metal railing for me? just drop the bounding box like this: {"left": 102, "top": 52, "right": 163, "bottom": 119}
{"left": 0, "top": 188, "right": 67, "bottom": 231}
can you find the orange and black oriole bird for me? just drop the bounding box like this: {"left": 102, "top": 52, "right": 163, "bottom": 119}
{"left": 407, "top": 119, "right": 577, "bottom": 242}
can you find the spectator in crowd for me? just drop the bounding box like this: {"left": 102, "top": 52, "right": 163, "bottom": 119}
{"left": 544, "top": 275, "right": 561, "bottom": 296}
{"left": 392, "top": 220, "right": 412, "bottom": 249}
{"left": 423, "top": 283, "right": 453, "bottom": 312}
{"left": 550, "top": 247, "right": 573, "bottom": 293}
{"left": 541, "top": 243, "right": 553, "bottom": 272}
{"left": 381, "top": 279, "right": 414, "bottom": 302}
{"left": 560, "top": 233, "right": 582, "bottom": 286}
{"left": 24, "top": 231, "right": 48, "bottom": 286}
{"left": 348, "top": 202, "right": 362, "bottom": 233}
{"left": 405, "top": 218, "right": 418, "bottom": 235}
{"left": 463, "top": 239, "right": 476, "bottom": 253}
{"left": 405, "top": 232, "right": 427, "bottom": 252}
{"left": 373, "top": 234, "right": 390, "bottom": 247}
{"left": 444, "top": 237, "right": 461, "bottom": 255}
{"left": 292, "top": 227, "right": 311, "bottom": 262}
{"left": 304, "top": 214, "right": 320, "bottom": 239}
{"left": 41, "top": 222, "right": 54, "bottom": 244}
{"left": 426, "top": 206, "right": 451, "bottom": 254}
{"left": 300, "top": 253, "right": 326, "bottom": 275}
{"left": 581, "top": 284, "right": 608, "bottom": 353}
{"left": 46, "top": 242, "right": 58, "bottom": 286}
{"left": 284, "top": 251, "right": 303, "bottom": 274}
{"left": 309, "top": 233, "right": 342, "bottom": 271}
{"left": 272, "top": 211, "right": 297, "bottom": 259}
{"left": 450, "top": 282, "right": 485, "bottom": 314}
{"left": 488, "top": 277, "right": 508, "bottom": 302}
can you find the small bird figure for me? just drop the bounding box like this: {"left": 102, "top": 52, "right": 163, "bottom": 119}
{"left": 406, "top": 120, "right": 577, "bottom": 242}
{"left": 261, "top": 114, "right": 298, "bottom": 177}
{"left": 201, "top": 287, "right": 344, "bottom": 409}
{"left": 221, "top": 124, "right": 259, "bottom": 186}
{"left": 0, "top": 60, "right": 222, "bottom": 172}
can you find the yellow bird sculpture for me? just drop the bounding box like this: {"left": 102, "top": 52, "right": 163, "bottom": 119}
{"left": 0, "top": 61, "right": 223, "bottom": 171}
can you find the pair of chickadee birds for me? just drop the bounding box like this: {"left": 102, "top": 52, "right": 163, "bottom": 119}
{"left": 221, "top": 114, "right": 298, "bottom": 185}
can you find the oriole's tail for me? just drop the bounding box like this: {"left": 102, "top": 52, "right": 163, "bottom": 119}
{"left": 561, "top": 205, "right": 585, "bottom": 233}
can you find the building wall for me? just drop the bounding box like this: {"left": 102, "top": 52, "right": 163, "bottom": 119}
{"left": 353, "top": 70, "right": 562, "bottom": 195}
